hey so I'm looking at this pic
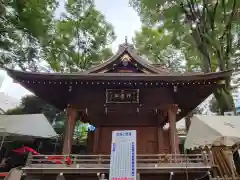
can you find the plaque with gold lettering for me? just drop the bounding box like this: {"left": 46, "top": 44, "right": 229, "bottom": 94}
{"left": 106, "top": 89, "right": 139, "bottom": 103}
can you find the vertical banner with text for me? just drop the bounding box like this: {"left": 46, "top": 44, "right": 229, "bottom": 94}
{"left": 109, "top": 130, "right": 137, "bottom": 180}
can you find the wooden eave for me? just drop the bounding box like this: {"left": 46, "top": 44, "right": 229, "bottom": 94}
{"left": 5, "top": 69, "right": 231, "bottom": 122}
{"left": 5, "top": 42, "right": 232, "bottom": 117}
{"left": 6, "top": 68, "right": 231, "bottom": 116}
{"left": 6, "top": 68, "right": 232, "bottom": 82}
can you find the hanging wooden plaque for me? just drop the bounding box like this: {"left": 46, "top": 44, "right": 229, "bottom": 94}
{"left": 106, "top": 89, "right": 139, "bottom": 104}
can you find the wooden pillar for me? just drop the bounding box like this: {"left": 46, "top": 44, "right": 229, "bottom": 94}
{"left": 62, "top": 107, "right": 77, "bottom": 154}
{"left": 157, "top": 126, "right": 164, "bottom": 154}
{"left": 168, "top": 104, "right": 179, "bottom": 154}
{"left": 156, "top": 113, "right": 164, "bottom": 154}
{"left": 93, "top": 127, "right": 100, "bottom": 153}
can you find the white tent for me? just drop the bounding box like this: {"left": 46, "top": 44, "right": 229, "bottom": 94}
{"left": 184, "top": 115, "right": 240, "bottom": 149}
{"left": 0, "top": 114, "right": 57, "bottom": 138}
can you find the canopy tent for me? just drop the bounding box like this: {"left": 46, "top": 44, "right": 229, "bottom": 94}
{"left": 184, "top": 115, "right": 240, "bottom": 149}
{"left": 0, "top": 114, "right": 57, "bottom": 138}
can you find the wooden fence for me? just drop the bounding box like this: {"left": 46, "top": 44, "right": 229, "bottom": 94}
{"left": 26, "top": 153, "right": 212, "bottom": 167}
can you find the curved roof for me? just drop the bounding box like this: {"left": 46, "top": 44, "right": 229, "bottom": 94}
{"left": 85, "top": 43, "right": 169, "bottom": 74}
{"left": 6, "top": 68, "right": 231, "bottom": 82}
{"left": 4, "top": 43, "right": 232, "bottom": 116}
{"left": 5, "top": 42, "right": 232, "bottom": 82}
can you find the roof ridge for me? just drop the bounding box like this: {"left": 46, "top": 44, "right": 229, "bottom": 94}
{"left": 86, "top": 43, "right": 170, "bottom": 74}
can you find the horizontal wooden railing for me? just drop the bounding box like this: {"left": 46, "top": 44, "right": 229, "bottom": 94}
{"left": 25, "top": 153, "right": 212, "bottom": 168}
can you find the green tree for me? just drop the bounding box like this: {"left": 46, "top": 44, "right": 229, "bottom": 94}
{"left": 209, "top": 97, "right": 220, "bottom": 114}
{"left": 130, "top": 0, "right": 240, "bottom": 114}
{"left": 133, "top": 26, "right": 196, "bottom": 72}
{"left": 6, "top": 95, "right": 62, "bottom": 123}
{"left": 0, "top": 0, "right": 6, "bottom": 16}
{"left": 1, "top": 0, "right": 115, "bottom": 72}
{"left": 45, "top": 0, "right": 115, "bottom": 72}
{"left": 0, "top": 0, "right": 58, "bottom": 71}
{"left": 6, "top": 95, "right": 88, "bottom": 141}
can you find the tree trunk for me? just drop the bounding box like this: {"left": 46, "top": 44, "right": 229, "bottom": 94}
{"left": 182, "top": 0, "right": 236, "bottom": 115}
{"left": 185, "top": 116, "right": 191, "bottom": 132}
{"left": 214, "top": 87, "right": 235, "bottom": 115}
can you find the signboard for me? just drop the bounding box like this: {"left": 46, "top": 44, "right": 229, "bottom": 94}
{"left": 109, "top": 130, "right": 137, "bottom": 180}
{"left": 106, "top": 89, "right": 139, "bottom": 104}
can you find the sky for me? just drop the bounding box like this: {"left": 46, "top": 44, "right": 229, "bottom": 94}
{"left": 0, "top": 0, "right": 142, "bottom": 99}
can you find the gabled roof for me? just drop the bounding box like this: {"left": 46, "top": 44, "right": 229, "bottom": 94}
{"left": 4, "top": 42, "right": 232, "bottom": 117}
{"left": 85, "top": 43, "right": 169, "bottom": 74}
{"left": 5, "top": 42, "right": 232, "bottom": 81}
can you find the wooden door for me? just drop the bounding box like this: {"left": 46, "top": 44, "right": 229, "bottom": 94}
{"left": 146, "top": 141, "right": 157, "bottom": 154}
{"left": 95, "top": 126, "right": 158, "bottom": 154}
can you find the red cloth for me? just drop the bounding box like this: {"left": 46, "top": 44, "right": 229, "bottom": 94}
{"left": 47, "top": 156, "right": 72, "bottom": 165}
{"left": 65, "top": 156, "right": 72, "bottom": 165}
{"left": 12, "top": 146, "right": 40, "bottom": 155}
{"left": 0, "top": 173, "right": 8, "bottom": 177}
{"left": 47, "top": 156, "right": 64, "bottom": 164}
{"left": 47, "top": 156, "right": 64, "bottom": 160}
{"left": 12, "top": 147, "right": 72, "bottom": 166}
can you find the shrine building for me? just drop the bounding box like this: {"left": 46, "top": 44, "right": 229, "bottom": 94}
{"left": 6, "top": 42, "right": 231, "bottom": 156}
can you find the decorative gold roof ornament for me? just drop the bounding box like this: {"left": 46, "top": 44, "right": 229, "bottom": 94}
{"left": 120, "top": 54, "right": 131, "bottom": 62}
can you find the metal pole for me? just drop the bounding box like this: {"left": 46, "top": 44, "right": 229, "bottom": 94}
{"left": 0, "top": 135, "right": 5, "bottom": 152}
{"left": 169, "top": 172, "right": 174, "bottom": 180}
{"left": 208, "top": 171, "right": 212, "bottom": 180}
{"left": 0, "top": 128, "right": 7, "bottom": 153}
{"left": 137, "top": 173, "right": 140, "bottom": 180}
{"left": 56, "top": 173, "right": 65, "bottom": 180}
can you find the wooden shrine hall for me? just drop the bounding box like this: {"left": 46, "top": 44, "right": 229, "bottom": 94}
{"left": 5, "top": 42, "right": 233, "bottom": 180}
{"left": 6, "top": 42, "right": 231, "bottom": 156}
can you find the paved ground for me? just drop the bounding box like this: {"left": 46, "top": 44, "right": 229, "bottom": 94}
{"left": 5, "top": 169, "right": 22, "bottom": 180}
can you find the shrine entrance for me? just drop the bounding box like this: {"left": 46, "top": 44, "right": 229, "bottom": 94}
{"left": 89, "top": 126, "right": 160, "bottom": 154}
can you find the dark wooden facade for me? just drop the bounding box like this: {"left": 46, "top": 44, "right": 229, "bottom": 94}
{"left": 6, "top": 43, "right": 231, "bottom": 156}
{"left": 87, "top": 126, "right": 171, "bottom": 154}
